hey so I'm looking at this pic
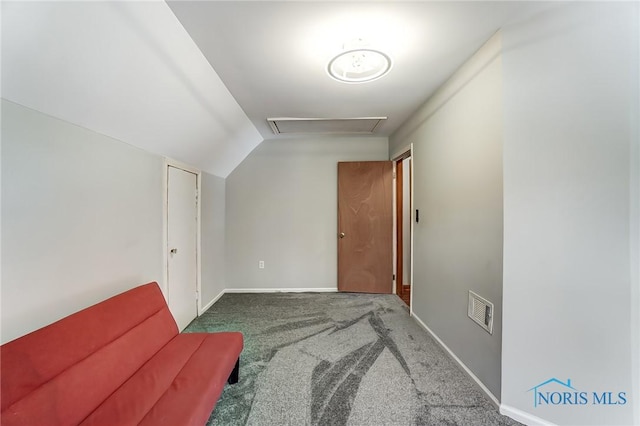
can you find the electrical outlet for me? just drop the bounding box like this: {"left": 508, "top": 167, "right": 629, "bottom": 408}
{"left": 259, "top": 260, "right": 265, "bottom": 269}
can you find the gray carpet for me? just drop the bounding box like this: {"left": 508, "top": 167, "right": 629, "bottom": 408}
{"left": 184, "top": 292, "right": 521, "bottom": 426}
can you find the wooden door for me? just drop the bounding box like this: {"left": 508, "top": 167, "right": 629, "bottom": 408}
{"left": 167, "top": 166, "right": 198, "bottom": 331}
{"left": 338, "top": 161, "right": 393, "bottom": 293}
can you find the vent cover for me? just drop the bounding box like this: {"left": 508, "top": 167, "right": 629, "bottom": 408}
{"left": 267, "top": 117, "right": 386, "bottom": 135}
{"left": 468, "top": 291, "right": 494, "bottom": 334}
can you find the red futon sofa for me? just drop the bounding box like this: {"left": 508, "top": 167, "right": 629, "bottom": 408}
{"left": 1, "top": 282, "right": 243, "bottom": 425}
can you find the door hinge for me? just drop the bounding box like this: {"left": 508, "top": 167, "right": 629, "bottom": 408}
{"left": 393, "top": 274, "right": 396, "bottom": 281}
{"left": 195, "top": 291, "right": 199, "bottom": 301}
{"left": 393, "top": 170, "right": 396, "bottom": 179}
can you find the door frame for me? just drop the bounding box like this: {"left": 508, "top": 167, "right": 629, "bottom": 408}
{"left": 162, "top": 158, "right": 202, "bottom": 316}
{"left": 392, "top": 144, "right": 414, "bottom": 313}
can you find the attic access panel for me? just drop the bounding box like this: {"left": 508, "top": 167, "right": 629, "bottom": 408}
{"left": 267, "top": 117, "right": 386, "bottom": 135}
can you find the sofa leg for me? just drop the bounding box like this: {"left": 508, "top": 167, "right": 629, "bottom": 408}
{"left": 228, "top": 359, "right": 239, "bottom": 384}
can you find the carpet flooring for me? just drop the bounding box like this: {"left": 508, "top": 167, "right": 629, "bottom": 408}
{"left": 184, "top": 292, "right": 521, "bottom": 426}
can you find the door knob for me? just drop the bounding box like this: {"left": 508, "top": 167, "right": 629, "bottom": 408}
{"left": 339, "top": 232, "right": 345, "bottom": 239}
{"left": 170, "top": 248, "right": 178, "bottom": 254}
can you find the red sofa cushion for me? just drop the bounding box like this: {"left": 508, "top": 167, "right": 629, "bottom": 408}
{"left": 80, "top": 332, "right": 243, "bottom": 426}
{"left": 1, "top": 283, "right": 178, "bottom": 425}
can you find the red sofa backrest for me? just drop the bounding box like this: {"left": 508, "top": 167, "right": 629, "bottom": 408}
{"left": 1, "top": 282, "right": 178, "bottom": 425}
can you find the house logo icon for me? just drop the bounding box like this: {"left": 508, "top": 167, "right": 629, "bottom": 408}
{"left": 528, "top": 378, "right": 578, "bottom": 407}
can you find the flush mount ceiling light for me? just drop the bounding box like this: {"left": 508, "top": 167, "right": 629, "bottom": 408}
{"left": 327, "top": 40, "right": 392, "bottom": 84}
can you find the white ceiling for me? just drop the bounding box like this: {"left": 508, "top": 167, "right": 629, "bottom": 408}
{"left": 2, "top": 1, "right": 544, "bottom": 177}
{"left": 167, "top": 1, "right": 542, "bottom": 140}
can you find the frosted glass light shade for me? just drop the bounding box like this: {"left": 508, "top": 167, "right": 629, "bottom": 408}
{"left": 327, "top": 48, "right": 392, "bottom": 83}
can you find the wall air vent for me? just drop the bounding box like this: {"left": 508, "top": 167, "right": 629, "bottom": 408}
{"left": 468, "top": 291, "right": 494, "bottom": 334}
{"left": 267, "top": 117, "right": 386, "bottom": 135}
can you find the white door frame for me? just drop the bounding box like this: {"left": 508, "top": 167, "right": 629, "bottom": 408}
{"left": 162, "top": 158, "right": 203, "bottom": 316}
{"left": 391, "top": 143, "right": 414, "bottom": 314}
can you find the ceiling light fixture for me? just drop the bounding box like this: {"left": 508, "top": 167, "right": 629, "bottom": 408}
{"left": 327, "top": 39, "right": 392, "bottom": 84}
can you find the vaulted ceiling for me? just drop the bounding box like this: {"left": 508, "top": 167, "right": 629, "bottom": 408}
{"left": 2, "top": 1, "right": 543, "bottom": 177}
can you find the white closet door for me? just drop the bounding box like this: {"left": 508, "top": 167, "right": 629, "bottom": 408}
{"left": 167, "top": 166, "right": 198, "bottom": 331}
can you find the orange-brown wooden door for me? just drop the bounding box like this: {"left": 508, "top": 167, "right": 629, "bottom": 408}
{"left": 338, "top": 161, "right": 393, "bottom": 293}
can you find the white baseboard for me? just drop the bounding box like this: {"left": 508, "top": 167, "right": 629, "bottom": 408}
{"left": 224, "top": 287, "right": 337, "bottom": 293}
{"left": 499, "top": 404, "right": 556, "bottom": 426}
{"left": 411, "top": 312, "right": 500, "bottom": 408}
{"left": 199, "top": 289, "right": 225, "bottom": 315}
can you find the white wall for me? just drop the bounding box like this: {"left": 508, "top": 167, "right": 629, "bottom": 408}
{"left": 501, "top": 3, "right": 638, "bottom": 425}
{"left": 633, "top": 4, "right": 640, "bottom": 420}
{"left": 225, "top": 137, "right": 388, "bottom": 290}
{"left": 200, "top": 172, "right": 226, "bottom": 305}
{"left": 1, "top": 99, "right": 229, "bottom": 343}
{"left": 389, "top": 33, "right": 504, "bottom": 399}
{"left": 1, "top": 100, "right": 163, "bottom": 343}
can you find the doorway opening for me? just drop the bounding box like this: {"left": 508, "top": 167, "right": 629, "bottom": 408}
{"left": 394, "top": 152, "right": 412, "bottom": 307}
